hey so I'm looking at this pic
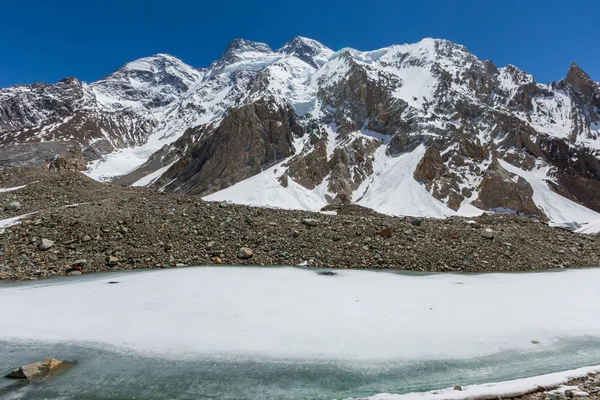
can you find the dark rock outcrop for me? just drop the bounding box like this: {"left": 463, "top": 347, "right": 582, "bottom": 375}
{"left": 156, "top": 101, "right": 299, "bottom": 195}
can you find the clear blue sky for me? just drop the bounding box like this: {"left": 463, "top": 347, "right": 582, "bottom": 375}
{"left": 1, "top": 0, "right": 598, "bottom": 88}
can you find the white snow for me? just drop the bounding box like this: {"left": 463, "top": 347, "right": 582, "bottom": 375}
{"left": 575, "top": 219, "right": 600, "bottom": 234}
{"left": 204, "top": 161, "right": 328, "bottom": 211}
{"left": 2, "top": 267, "right": 600, "bottom": 361}
{"left": 352, "top": 365, "right": 600, "bottom": 400}
{"left": 499, "top": 160, "right": 600, "bottom": 224}
{"left": 131, "top": 161, "right": 177, "bottom": 187}
{"left": 0, "top": 185, "right": 26, "bottom": 193}
{"left": 0, "top": 212, "right": 36, "bottom": 229}
{"left": 355, "top": 145, "right": 456, "bottom": 218}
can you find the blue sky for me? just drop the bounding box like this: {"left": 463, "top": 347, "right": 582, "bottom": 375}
{"left": 1, "top": 0, "right": 598, "bottom": 88}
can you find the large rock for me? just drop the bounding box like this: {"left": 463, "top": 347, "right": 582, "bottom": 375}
{"left": 5, "top": 358, "right": 76, "bottom": 380}
{"left": 237, "top": 247, "right": 254, "bottom": 259}
{"left": 38, "top": 239, "right": 55, "bottom": 251}
{"left": 473, "top": 159, "right": 546, "bottom": 219}
{"left": 414, "top": 147, "right": 446, "bottom": 182}
{"left": 4, "top": 201, "right": 21, "bottom": 212}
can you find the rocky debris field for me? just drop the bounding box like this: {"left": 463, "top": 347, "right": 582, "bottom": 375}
{"left": 508, "top": 372, "right": 600, "bottom": 400}
{"left": 1, "top": 167, "right": 599, "bottom": 281}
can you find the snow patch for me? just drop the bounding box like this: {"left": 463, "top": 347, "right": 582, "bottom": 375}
{"left": 355, "top": 145, "right": 456, "bottom": 218}
{"left": 131, "top": 161, "right": 177, "bottom": 187}
{"left": 499, "top": 160, "right": 600, "bottom": 225}
{"left": 0, "top": 185, "right": 26, "bottom": 193}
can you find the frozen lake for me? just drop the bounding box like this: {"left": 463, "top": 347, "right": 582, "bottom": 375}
{"left": 1, "top": 267, "right": 599, "bottom": 399}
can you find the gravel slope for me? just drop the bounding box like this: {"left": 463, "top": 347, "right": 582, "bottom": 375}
{"left": 1, "top": 167, "right": 599, "bottom": 281}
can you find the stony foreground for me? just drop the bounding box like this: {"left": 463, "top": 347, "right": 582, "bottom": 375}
{"left": 1, "top": 167, "right": 599, "bottom": 281}
{"left": 511, "top": 372, "right": 600, "bottom": 400}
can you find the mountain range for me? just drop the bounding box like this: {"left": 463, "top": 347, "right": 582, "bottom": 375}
{"left": 1, "top": 36, "right": 599, "bottom": 231}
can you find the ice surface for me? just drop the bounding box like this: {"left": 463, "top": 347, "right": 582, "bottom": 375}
{"left": 2, "top": 267, "right": 600, "bottom": 361}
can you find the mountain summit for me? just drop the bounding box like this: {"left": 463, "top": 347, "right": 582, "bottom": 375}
{"left": 1, "top": 37, "right": 599, "bottom": 230}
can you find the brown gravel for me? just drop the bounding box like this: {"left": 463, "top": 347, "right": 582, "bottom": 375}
{"left": 1, "top": 167, "right": 599, "bottom": 281}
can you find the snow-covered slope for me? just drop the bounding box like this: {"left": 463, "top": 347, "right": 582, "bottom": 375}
{"left": 1, "top": 37, "right": 600, "bottom": 228}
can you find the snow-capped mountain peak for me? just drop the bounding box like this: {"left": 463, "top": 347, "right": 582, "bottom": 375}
{"left": 278, "top": 36, "right": 334, "bottom": 69}
{"left": 91, "top": 54, "right": 203, "bottom": 111}
{"left": 2, "top": 36, "right": 600, "bottom": 232}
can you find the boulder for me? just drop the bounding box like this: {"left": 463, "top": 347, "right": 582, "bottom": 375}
{"left": 481, "top": 228, "right": 495, "bottom": 239}
{"left": 5, "top": 358, "right": 75, "bottom": 380}
{"left": 38, "top": 239, "right": 55, "bottom": 251}
{"left": 4, "top": 201, "right": 21, "bottom": 212}
{"left": 376, "top": 227, "right": 393, "bottom": 238}
{"left": 106, "top": 256, "right": 119, "bottom": 266}
{"left": 67, "top": 270, "right": 82, "bottom": 276}
{"left": 237, "top": 247, "right": 253, "bottom": 259}
{"left": 71, "top": 259, "right": 88, "bottom": 268}
{"left": 301, "top": 218, "right": 319, "bottom": 227}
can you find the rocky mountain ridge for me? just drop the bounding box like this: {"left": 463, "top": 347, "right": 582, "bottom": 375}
{"left": 1, "top": 36, "right": 599, "bottom": 230}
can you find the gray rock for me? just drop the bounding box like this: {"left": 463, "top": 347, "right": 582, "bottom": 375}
{"left": 82, "top": 235, "right": 92, "bottom": 242}
{"left": 106, "top": 256, "right": 119, "bottom": 266}
{"left": 302, "top": 218, "right": 319, "bottom": 227}
{"left": 71, "top": 259, "right": 87, "bottom": 268}
{"left": 4, "top": 201, "right": 21, "bottom": 211}
{"left": 481, "top": 228, "right": 494, "bottom": 239}
{"left": 38, "top": 239, "right": 55, "bottom": 251}
{"left": 238, "top": 247, "right": 254, "bottom": 259}
{"left": 67, "top": 270, "right": 82, "bottom": 276}
{"left": 117, "top": 226, "right": 128, "bottom": 234}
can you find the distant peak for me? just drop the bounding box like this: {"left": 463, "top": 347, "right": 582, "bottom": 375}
{"left": 224, "top": 38, "right": 272, "bottom": 55}
{"left": 563, "top": 61, "right": 595, "bottom": 99}
{"left": 278, "top": 36, "right": 333, "bottom": 68}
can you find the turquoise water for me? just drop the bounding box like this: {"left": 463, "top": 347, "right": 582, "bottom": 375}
{"left": 1, "top": 338, "right": 600, "bottom": 399}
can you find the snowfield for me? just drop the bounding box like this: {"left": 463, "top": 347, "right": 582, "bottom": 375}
{"left": 1, "top": 267, "right": 600, "bottom": 361}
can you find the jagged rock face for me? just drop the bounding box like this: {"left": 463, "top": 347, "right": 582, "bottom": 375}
{"left": 0, "top": 78, "right": 87, "bottom": 134}
{"left": 414, "top": 147, "right": 445, "bottom": 182}
{"left": 562, "top": 63, "right": 600, "bottom": 118}
{"left": 0, "top": 54, "right": 203, "bottom": 169}
{"left": 473, "top": 159, "right": 545, "bottom": 219}
{"left": 154, "top": 101, "right": 299, "bottom": 195}
{"left": 284, "top": 140, "right": 329, "bottom": 190}
{"left": 1, "top": 37, "right": 600, "bottom": 224}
